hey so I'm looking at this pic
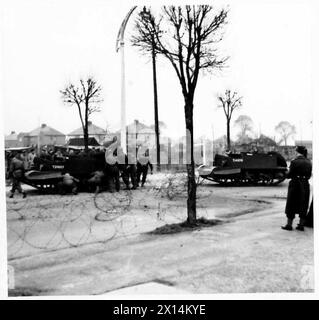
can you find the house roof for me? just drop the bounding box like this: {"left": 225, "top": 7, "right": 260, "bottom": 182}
{"left": 235, "top": 135, "right": 254, "bottom": 145}
{"left": 253, "top": 134, "right": 277, "bottom": 146}
{"left": 214, "top": 135, "right": 234, "bottom": 145}
{"left": 127, "top": 121, "right": 149, "bottom": 134}
{"left": 28, "top": 124, "right": 65, "bottom": 137}
{"left": 115, "top": 120, "right": 153, "bottom": 135}
{"left": 5, "top": 132, "right": 19, "bottom": 141}
{"left": 68, "top": 122, "right": 106, "bottom": 136}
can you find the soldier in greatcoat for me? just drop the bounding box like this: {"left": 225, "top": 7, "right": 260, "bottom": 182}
{"left": 104, "top": 162, "right": 121, "bottom": 192}
{"left": 282, "top": 146, "right": 312, "bottom": 231}
{"left": 120, "top": 158, "right": 137, "bottom": 190}
{"left": 136, "top": 148, "right": 153, "bottom": 187}
{"left": 8, "top": 153, "right": 27, "bottom": 198}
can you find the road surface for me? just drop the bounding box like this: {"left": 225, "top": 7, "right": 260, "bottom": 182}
{"left": 6, "top": 173, "right": 314, "bottom": 295}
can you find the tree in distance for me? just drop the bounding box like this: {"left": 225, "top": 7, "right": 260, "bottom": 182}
{"left": 61, "top": 77, "right": 103, "bottom": 154}
{"left": 275, "top": 121, "right": 296, "bottom": 146}
{"left": 234, "top": 114, "right": 254, "bottom": 144}
{"left": 217, "top": 90, "right": 243, "bottom": 151}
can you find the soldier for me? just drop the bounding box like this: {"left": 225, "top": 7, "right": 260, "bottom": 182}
{"left": 87, "top": 170, "right": 105, "bottom": 194}
{"left": 105, "top": 163, "right": 121, "bottom": 192}
{"left": 54, "top": 148, "right": 65, "bottom": 161}
{"left": 33, "top": 153, "right": 42, "bottom": 170}
{"left": 27, "top": 149, "right": 36, "bottom": 169}
{"left": 58, "top": 173, "right": 79, "bottom": 195}
{"left": 136, "top": 148, "right": 153, "bottom": 187}
{"left": 21, "top": 151, "right": 29, "bottom": 170}
{"left": 282, "top": 146, "right": 312, "bottom": 231}
{"left": 9, "top": 153, "right": 27, "bottom": 198}
{"left": 121, "top": 159, "right": 138, "bottom": 190}
{"left": 113, "top": 146, "right": 137, "bottom": 190}
{"left": 105, "top": 142, "right": 122, "bottom": 192}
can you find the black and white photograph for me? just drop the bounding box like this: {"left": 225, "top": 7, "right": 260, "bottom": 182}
{"left": 0, "top": 0, "right": 317, "bottom": 299}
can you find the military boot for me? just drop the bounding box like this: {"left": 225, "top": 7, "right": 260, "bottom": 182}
{"left": 296, "top": 218, "right": 305, "bottom": 231}
{"left": 281, "top": 218, "right": 293, "bottom": 231}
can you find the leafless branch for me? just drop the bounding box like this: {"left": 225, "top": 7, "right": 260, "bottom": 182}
{"left": 132, "top": 5, "right": 229, "bottom": 98}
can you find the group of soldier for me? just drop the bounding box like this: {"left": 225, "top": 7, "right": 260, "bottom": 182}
{"left": 7, "top": 144, "right": 154, "bottom": 198}
{"left": 58, "top": 154, "right": 154, "bottom": 196}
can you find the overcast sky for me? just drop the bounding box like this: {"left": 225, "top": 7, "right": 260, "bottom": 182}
{"left": 1, "top": 0, "right": 317, "bottom": 144}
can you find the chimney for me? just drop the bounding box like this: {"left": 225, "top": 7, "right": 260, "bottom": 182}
{"left": 41, "top": 124, "right": 46, "bottom": 128}
{"left": 88, "top": 121, "right": 92, "bottom": 126}
{"left": 11, "top": 131, "right": 15, "bottom": 135}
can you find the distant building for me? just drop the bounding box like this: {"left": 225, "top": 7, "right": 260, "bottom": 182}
{"left": 18, "top": 133, "right": 29, "bottom": 147}
{"left": 235, "top": 134, "right": 277, "bottom": 153}
{"left": 24, "top": 124, "right": 66, "bottom": 147}
{"left": 68, "top": 121, "right": 107, "bottom": 144}
{"left": 113, "top": 120, "right": 156, "bottom": 149}
{"left": 5, "top": 131, "right": 22, "bottom": 148}
{"left": 213, "top": 135, "right": 234, "bottom": 154}
{"left": 235, "top": 134, "right": 254, "bottom": 146}
{"left": 126, "top": 120, "right": 156, "bottom": 146}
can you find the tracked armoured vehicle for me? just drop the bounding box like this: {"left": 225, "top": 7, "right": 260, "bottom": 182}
{"left": 22, "top": 152, "right": 107, "bottom": 191}
{"left": 198, "top": 151, "right": 288, "bottom": 186}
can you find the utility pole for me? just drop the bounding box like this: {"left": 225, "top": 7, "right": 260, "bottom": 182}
{"left": 151, "top": 33, "right": 160, "bottom": 171}
{"left": 142, "top": 7, "right": 161, "bottom": 171}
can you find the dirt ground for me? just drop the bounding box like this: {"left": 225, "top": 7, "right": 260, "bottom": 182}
{"left": 6, "top": 173, "right": 314, "bottom": 296}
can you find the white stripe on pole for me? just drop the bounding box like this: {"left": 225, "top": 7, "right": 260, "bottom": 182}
{"left": 116, "top": 6, "right": 137, "bottom": 153}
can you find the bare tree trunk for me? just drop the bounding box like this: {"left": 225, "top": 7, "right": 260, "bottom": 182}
{"left": 84, "top": 106, "right": 89, "bottom": 154}
{"left": 84, "top": 126, "right": 89, "bottom": 154}
{"left": 227, "top": 119, "right": 231, "bottom": 150}
{"left": 152, "top": 44, "right": 160, "bottom": 171}
{"left": 185, "top": 99, "right": 196, "bottom": 225}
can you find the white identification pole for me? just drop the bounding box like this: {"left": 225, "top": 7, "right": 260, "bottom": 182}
{"left": 37, "top": 117, "right": 41, "bottom": 155}
{"left": 202, "top": 137, "right": 206, "bottom": 165}
{"left": 120, "top": 42, "right": 126, "bottom": 152}
{"left": 116, "top": 6, "right": 137, "bottom": 153}
{"left": 212, "top": 124, "right": 215, "bottom": 160}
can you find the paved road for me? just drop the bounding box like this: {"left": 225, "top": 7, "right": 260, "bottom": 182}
{"left": 7, "top": 179, "right": 314, "bottom": 296}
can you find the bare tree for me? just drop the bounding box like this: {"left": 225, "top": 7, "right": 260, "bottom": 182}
{"left": 217, "top": 90, "right": 242, "bottom": 150}
{"left": 275, "top": 121, "right": 296, "bottom": 146}
{"left": 61, "top": 77, "right": 103, "bottom": 153}
{"left": 234, "top": 114, "right": 254, "bottom": 142}
{"left": 132, "top": 5, "right": 228, "bottom": 224}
